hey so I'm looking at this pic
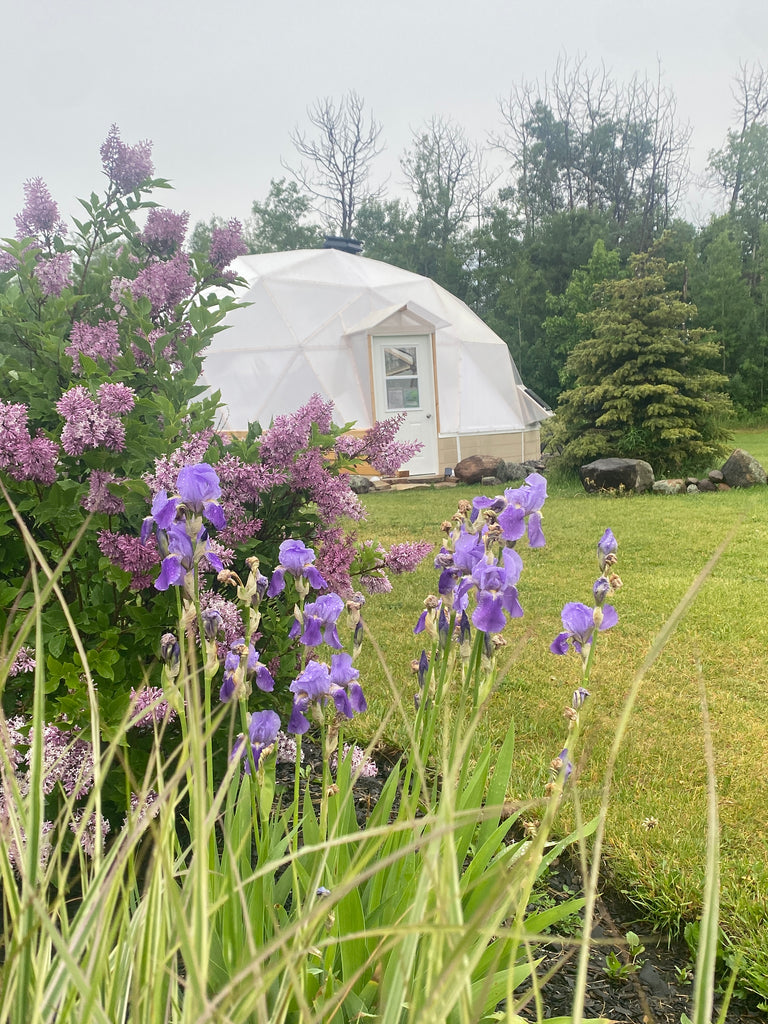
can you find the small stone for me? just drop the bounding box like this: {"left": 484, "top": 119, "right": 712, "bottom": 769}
{"left": 686, "top": 483, "right": 700, "bottom": 494}
{"left": 652, "top": 479, "right": 685, "bottom": 495}
{"left": 708, "top": 469, "right": 724, "bottom": 483}
{"left": 697, "top": 478, "right": 716, "bottom": 492}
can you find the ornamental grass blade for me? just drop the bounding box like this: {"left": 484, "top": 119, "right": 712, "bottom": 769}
{"left": 690, "top": 671, "right": 721, "bottom": 1024}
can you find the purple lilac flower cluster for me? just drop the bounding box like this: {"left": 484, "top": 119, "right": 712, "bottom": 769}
{"left": 258, "top": 395, "right": 336, "bottom": 469}
{"left": 208, "top": 219, "right": 248, "bottom": 272}
{"left": 14, "top": 177, "right": 68, "bottom": 243}
{"left": 0, "top": 178, "right": 73, "bottom": 285}
{"left": 7, "top": 648, "right": 35, "bottom": 678}
{"left": 98, "top": 530, "right": 160, "bottom": 590}
{"left": 127, "top": 251, "right": 195, "bottom": 318}
{"left": 33, "top": 252, "right": 73, "bottom": 297}
{"left": 81, "top": 470, "right": 125, "bottom": 515}
{"left": 0, "top": 819, "right": 55, "bottom": 873}
{"left": 330, "top": 743, "right": 378, "bottom": 779}
{"left": 66, "top": 320, "right": 121, "bottom": 374}
{"left": 334, "top": 414, "right": 423, "bottom": 476}
{"left": 0, "top": 401, "right": 59, "bottom": 485}
{"left": 141, "top": 208, "right": 189, "bottom": 256}
{"left": 24, "top": 724, "right": 95, "bottom": 800}
{"left": 56, "top": 384, "right": 136, "bottom": 456}
{"left": 100, "top": 124, "right": 154, "bottom": 195}
{"left": 129, "top": 686, "right": 178, "bottom": 730}
{"left": 68, "top": 810, "right": 111, "bottom": 858}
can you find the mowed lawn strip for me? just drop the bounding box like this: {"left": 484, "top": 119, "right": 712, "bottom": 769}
{"left": 353, "top": 450, "right": 768, "bottom": 997}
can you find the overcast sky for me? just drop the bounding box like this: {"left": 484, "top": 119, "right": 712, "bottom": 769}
{"left": 2, "top": 0, "right": 766, "bottom": 238}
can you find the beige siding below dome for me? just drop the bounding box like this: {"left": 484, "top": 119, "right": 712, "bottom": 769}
{"left": 439, "top": 429, "right": 541, "bottom": 470}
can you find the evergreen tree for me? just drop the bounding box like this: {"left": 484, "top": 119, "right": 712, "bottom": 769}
{"left": 553, "top": 251, "right": 732, "bottom": 473}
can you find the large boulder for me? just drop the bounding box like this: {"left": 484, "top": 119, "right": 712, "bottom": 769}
{"left": 497, "top": 460, "right": 544, "bottom": 483}
{"left": 579, "top": 458, "right": 655, "bottom": 494}
{"left": 454, "top": 455, "right": 503, "bottom": 485}
{"left": 720, "top": 449, "right": 767, "bottom": 488}
{"left": 346, "top": 473, "right": 373, "bottom": 494}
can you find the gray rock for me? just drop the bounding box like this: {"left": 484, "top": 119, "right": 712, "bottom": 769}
{"left": 708, "top": 468, "right": 724, "bottom": 483}
{"left": 579, "top": 458, "right": 655, "bottom": 494}
{"left": 346, "top": 473, "right": 373, "bottom": 494}
{"left": 454, "top": 455, "right": 503, "bottom": 485}
{"left": 686, "top": 483, "right": 701, "bottom": 494}
{"left": 720, "top": 448, "right": 767, "bottom": 488}
{"left": 497, "top": 461, "right": 531, "bottom": 483}
{"left": 697, "top": 478, "right": 717, "bottom": 492}
{"left": 652, "top": 479, "right": 686, "bottom": 495}
{"left": 481, "top": 475, "right": 500, "bottom": 487}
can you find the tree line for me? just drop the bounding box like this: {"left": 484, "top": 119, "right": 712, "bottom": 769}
{"left": 192, "top": 59, "right": 768, "bottom": 469}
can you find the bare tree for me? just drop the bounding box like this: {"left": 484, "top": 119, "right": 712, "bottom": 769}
{"left": 401, "top": 116, "right": 493, "bottom": 248}
{"left": 493, "top": 56, "right": 690, "bottom": 248}
{"left": 725, "top": 61, "right": 768, "bottom": 213}
{"left": 285, "top": 91, "right": 384, "bottom": 237}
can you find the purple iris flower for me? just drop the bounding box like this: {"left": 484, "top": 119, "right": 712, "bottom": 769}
{"left": 597, "top": 528, "right": 618, "bottom": 571}
{"left": 154, "top": 523, "right": 224, "bottom": 592}
{"left": 527, "top": 511, "right": 545, "bottom": 548}
{"left": 463, "top": 560, "right": 524, "bottom": 634}
{"left": 506, "top": 473, "right": 547, "bottom": 514}
{"left": 550, "top": 601, "right": 618, "bottom": 655}
{"left": 288, "top": 654, "right": 367, "bottom": 733}
{"left": 291, "top": 593, "right": 344, "bottom": 648}
{"left": 593, "top": 576, "right": 611, "bottom": 606}
{"left": 141, "top": 463, "right": 226, "bottom": 543}
{"left": 142, "top": 489, "right": 178, "bottom": 540}
{"left": 470, "top": 494, "right": 506, "bottom": 522}
{"left": 154, "top": 523, "right": 194, "bottom": 590}
{"left": 268, "top": 539, "right": 327, "bottom": 596}
{"left": 556, "top": 747, "right": 573, "bottom": 780}
{"left": 497, "top": 504, "right": 525, "bottom": 542}
{"left": 219, "top": 639, "right": 275, "bottom": 701}
{"left": 498, "top": 473, "right": 547, "bottom": 546}
{"left": 329, "top": 653, "right": 367, "bottom": 715}
{"left": 452, "top": 529, "right": 486, "bottom": 574}
{"left": 176, "top": 463, "right": 226, "bottom": 530}
{"left": 233, "top": 709, "right": 281, "bottom": 773}
{"left": 288, "top": 660, "right": 331, "bottom": 733}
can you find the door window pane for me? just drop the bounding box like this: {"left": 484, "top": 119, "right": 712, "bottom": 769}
{"left": 384, "top": 345, "right": 420, "bottom": 409}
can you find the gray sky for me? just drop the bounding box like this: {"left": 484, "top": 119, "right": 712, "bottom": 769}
{"left": 1, "top": 0, "right": 765, "bottom": 237}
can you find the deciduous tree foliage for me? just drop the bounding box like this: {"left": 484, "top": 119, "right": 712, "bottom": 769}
{"left": 553, "top": 252, "right": 732, "bottom": 473}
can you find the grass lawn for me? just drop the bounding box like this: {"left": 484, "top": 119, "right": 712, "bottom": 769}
{"left": 352, "top": 431, "right": 768, "bottom": 1000}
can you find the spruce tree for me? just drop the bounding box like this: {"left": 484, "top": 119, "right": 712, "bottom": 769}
{"left": 554, "top": 251, "right": 732, "bottom": 474}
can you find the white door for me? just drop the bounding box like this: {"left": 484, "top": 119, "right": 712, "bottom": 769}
{"left": 371, "top": 335, "right": 438, "bottom": 476}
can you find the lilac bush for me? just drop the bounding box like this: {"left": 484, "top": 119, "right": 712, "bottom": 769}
{"left": 0, "top": 128, "right": 428, "bottom": 821}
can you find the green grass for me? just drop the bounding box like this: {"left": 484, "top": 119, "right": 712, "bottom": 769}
{"left": 353, "top": 447, "right": 768, "bottom": 1000}
{"left": 733, "top": 427, "right": 768, "bottom": 467}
